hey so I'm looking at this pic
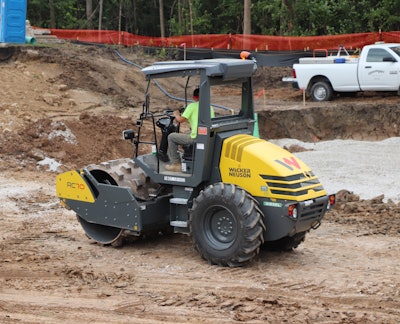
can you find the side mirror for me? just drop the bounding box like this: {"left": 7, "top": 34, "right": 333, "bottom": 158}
{"left": 382, "top": 56, "right": 396, "bottom": 62}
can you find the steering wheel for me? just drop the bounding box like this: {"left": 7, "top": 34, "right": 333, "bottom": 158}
{"left": 163, "top": 108, "right": 174, "bottom": 116}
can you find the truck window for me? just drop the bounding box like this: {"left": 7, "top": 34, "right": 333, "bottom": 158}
{"left": 366, "top": 48, "right": 395, "bottom": 62}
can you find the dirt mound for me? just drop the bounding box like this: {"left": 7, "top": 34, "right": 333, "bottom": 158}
{"left": 259, "top": 102, "right": 400, "bottom": 141}
{"left": 2, "top": 44, "right": 399, "bottom": 170}
{"left": 328, "top": 190, "right": 400, "bottom": 236}
{"left": 0, "top": 114, "right": 136, "bottom": 171}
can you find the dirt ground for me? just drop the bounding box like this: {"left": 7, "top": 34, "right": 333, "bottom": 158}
{"left": 1, "top": 43, "right": 400, "bottom": 323}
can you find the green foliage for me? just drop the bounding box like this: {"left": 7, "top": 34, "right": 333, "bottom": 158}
{"left": 251, "top": 0, "right": 284, "bottom": 35}
{"left": 28, "top": 0, "right": 86, "bottom": 29}
{"left": 27, "top": 0, "right": 49, "bottom": 27}
{"left": 26, "top": 0, "right": 400, "bottom": 36}
{"left": 368, "top": 0, "right": 400, "bottom": 31}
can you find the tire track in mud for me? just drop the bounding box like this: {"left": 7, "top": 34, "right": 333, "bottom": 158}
{"left": 1, "top": 178, "right": 400, "bottom": 315}
{"left": 2, "top": 215, "right": 400, "bottom": 323}
{"left": 1, "top": 176, "right": 399, "bottom": 323}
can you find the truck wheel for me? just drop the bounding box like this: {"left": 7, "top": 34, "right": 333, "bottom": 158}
{"left": 310, "top": 81, "right": 333, "bottom": 101}
{"left": 190, "top": 183, "right": 265, "bottom": 267}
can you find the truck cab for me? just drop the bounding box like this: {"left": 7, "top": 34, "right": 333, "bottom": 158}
{"left": 135, "top": 58, "right": 257, "bottom": 188}
{"left": 358, "top": 43, "right": 400, "bottom": 91}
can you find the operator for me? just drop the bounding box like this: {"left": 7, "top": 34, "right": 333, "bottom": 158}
{"left": 165, "top": 88, "right": 214, "bottom": 172}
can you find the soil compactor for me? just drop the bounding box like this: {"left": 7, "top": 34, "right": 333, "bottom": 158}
{"left": 56, "top": 56, "right": 335, "bottom": 267}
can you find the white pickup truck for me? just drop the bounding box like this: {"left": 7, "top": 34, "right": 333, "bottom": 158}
{"left": 282, "top": 43, "right": 400, "bottom": 101}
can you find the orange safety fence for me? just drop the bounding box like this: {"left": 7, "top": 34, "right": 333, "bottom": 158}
{"left": 44, "top": 28, "right": 400, "bottom": 51}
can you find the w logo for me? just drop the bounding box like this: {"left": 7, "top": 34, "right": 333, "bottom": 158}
{"left": 274, "top": 157, "right": 301, "bottom": 170}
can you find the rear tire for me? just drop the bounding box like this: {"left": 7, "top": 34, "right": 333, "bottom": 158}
{"left": 190, "top": 183, "right": 265, "bottom": 267}
{"left": 310, "top": 81, "right": 333, "bottom": 101}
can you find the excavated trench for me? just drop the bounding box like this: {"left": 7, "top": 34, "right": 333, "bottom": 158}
{"left": 258, "top": 102, "right": 400, "bottom": 142}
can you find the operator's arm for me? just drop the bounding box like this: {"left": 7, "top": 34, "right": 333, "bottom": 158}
{"left": 173, "top": 110, "right": 187, "bottom": 124}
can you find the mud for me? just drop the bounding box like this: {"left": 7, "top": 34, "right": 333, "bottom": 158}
{"left": 0, "top": 43, "right": 399, "bottom": 323}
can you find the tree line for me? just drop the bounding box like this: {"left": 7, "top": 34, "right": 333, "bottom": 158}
{"left": 27, "top": 0, "right": 400, "bottom": 37}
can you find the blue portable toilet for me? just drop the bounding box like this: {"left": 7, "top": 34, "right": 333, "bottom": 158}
{"left": 0, "top": 0, "right": 27, "bottom": 44}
